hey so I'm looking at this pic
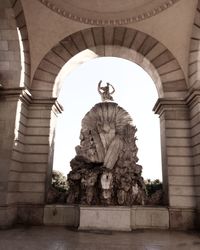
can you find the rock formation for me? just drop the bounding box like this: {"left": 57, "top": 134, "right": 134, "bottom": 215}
{"left": 66, "top": 102, "right": 146, "bottom": 205}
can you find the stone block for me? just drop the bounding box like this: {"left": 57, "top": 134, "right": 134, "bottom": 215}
{"left": 157, "top": 59, "right": 179, "bottom": 75}
{"left": 25, "top": 144, "right": 49, "bottom": 154}
{"left": 169, "top": 208, "right": 196, "bottom": 230}
{"left": 39, "top": 60, "right": 60, "bottom": 75}
{"left": 18, "top": 182, "right": 45, "bottom": 192}
{"left": 163, "top": 80, "right": 187, "bottom": 92}
{"left": 0, "top": 30, "right": 18, "bottom": 40}
{"left": 165, "top": 128, "right": 190, "bottom": 138}
{"left": 165, "top": 120, "right": 190, "bottom": 129}
{"left": 0, "top": 205, "right": 17, "bottom": 229}
{"left": 145, "top": 43, "right": 166, "bottom": 61}
{"left": 24, "top": 135, "right": 49, "bottom": 144}
{"left": 168, "top": 176, "right": 195, "bottom": 186}
{"left": 190, "top": 39, "right": 199, "bottom": 51}
{"left": 131, "top": 32, "right": 146, "bottom": 51}
{"left": 121, "top": 28, "right": 136, "bottom": 47}
{"left": 138, "top": 36, "right": 157, "bottom": 56}
{"left": 45, "top": 51, "right": 65, "bottom": 68}
{"left": 169, "top": 195, "right": 196, "bottom": 208}
{"left": 113, "top": 27, "right": 125, "bottom": 46}
{"left": 160, "top": 69, "right": 184, "bottom": 83}
{"left": 191, "top": 25, "right": 200, "bottom": 40}
{"left": 34, "top": 69, "right": 55, "bottom": 83}
{"left": 92, "top": 27, "right": 104, "bottom": 45}
{"left": 44, "top": 205, "right": 79, "bottom": 227}
{"left": 189, "top": 61, "right": 198, "bottom": 76}
{"left": 27, "top": 118, "right": 50, "bottom": 127}
{"left": 52, "top": 44, "right": 71, "bottom": 62}
{"left": 17, "top": 192, "right": 45, "bottom": 204}
{"left": 81, "top": 28, "right": 95, "bottom": 47}
{"left": 194, "top": 165, "right": 200, "bottom": 175}
{"left": 190, "top": 114, "right": 200, "bottom": 128}
{"left": 71, "top": 32, "right": 87, "bottom": 51}
{"left": 17, "top": 205, "right": 44, "bottom": 225}
{"left": 167, "top": 147, "right": 192, "bottom": 156}
{"left": 191, "top": 123, "right": 200, "bottom": 138}
{"left": 79, "top": 206, "right": 131, "bottom": 231}
{"left": 189, "top": 51, "right": 199, "bottom": 64}
{"left": 168, "top": 166, "right": 194, "bottom": 176}
{"left": 191, "top": 134, "right": 200, "bottom": 147}
{"left": 169, "top": 186, "right": 195, "bottom": 196}
{"left": 19, "top": 173, "right": 45, "bottom": 182}
{"left": 24, "top": 153, "right": 48, "bottom": 163}
{"left": 0, "top": 191, "right": 7, "bottom": 205}
{"left": 26, "top": 127, "right": 49, "bottom": 136}
{"left": 95, "top": 45, "right": 104, "bottom": 56}
{"left": 23, "top": 163, "right": 47, "bottom": 173}
{"left": 0, "top": 40, "right": 8, "bottom": 50}
{"left": 132, "top": 207, "right": 169, "bottom": 229}
{"left": 194, "top": 154, "right": 200, "bottom": 165}
{"left": 166, "top": 138, "right": 191, "bottom": 147}
{"left": 167, "top": 156, "right": 192, "bottom": 166}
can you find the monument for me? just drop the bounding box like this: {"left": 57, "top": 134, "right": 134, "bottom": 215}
{"left": 67, "top": 81, "right": 146, "bottom": 207}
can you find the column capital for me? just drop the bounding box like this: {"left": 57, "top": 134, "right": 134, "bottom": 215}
{"left": 0, "top": 87, "right": 63, "bottom": 113}
{"left": 0, "top": 87, "right": 32, "bottom": 104}
{"left": 186, "top": 89, "right": 200, "bottom": 108}
{"left": 153, "top": 98, "right": 187, "bottom": 115}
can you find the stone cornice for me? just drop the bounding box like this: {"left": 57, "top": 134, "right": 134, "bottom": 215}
{"left": 0, "top": 87, "right": 32, "bottom": 104}
{"left": 186, "top": 89, "right": 200, "bottom": 108}
{"left": 153, "top": 97, "right": 187, "bottom": 115}
{"left": 0, "top": 87, "right": 62, "bottom": 112}
{"left": 38, "top": 0, "right": 180, "bottom": 26}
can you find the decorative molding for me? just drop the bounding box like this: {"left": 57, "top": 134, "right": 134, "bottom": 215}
{"left": 153, "top": 97, "right": 187, "bottom": 115}
{"left": 38, "top": 0, "right": 180, "bottom": 26}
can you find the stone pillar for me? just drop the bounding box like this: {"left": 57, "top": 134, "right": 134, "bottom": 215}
{"left": 16, "top": 96, "right": 62, "bottom": 224}
{"left": 0, "top": 87, "right": 29, "bottom": 228}
{"left": 0, "top": 86, "right": 62, "bottom": 227}
{"left": 154, "top": 98, "right": 196, "bottom": 229}
{"left": 187, "top": 90, "right": 200, "bottom": 228}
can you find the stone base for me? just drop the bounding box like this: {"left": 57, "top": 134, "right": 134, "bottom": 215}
{"left": 79, "top": 206, "right": 131, "bottom": 231}
{"left": 42, "top": 205, "right": 198, "bottom": 231}
{"left": 44, "top": 205, "right": 79, "bottom": 227}
{"left": 0, "top": 205, "right": 17, "bottom": 229}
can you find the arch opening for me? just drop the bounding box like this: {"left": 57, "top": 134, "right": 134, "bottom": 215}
{"left": 53, "top": 56, "right": 162, "bottom": 181}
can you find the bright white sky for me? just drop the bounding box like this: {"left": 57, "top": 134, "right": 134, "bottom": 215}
{"left": 53, "top": 56, "right": 162, "bottom": 180}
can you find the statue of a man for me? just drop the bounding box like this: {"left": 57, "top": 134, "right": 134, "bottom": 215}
{"left": 98, "top": 80, "right": 115, "bottom": 102}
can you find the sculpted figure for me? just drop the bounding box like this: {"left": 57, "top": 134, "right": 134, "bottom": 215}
{"left": 66, "top": 85, "right": 147, "bottom": 206}
{"left": 98, "top": 80, "right": 115, "bottom": 102}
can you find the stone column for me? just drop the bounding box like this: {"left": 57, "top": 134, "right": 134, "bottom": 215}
{"left": 187, "top": 90, "right": 200, "bottom": 228}
{"left": 154, "top": 98, "right": 196, "bottom": 229}
{"left": 16, "top": 96, "right": 62, "bottom": 224}
{"left": 0, "top": 87, "right": 62, "bottom": 227}
{"left": 0, "top": 87, "right": 29, "bottom": 228}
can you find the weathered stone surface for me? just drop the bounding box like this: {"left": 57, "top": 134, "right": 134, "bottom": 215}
{"left": 67, "top": 102, "right": 146, "bottom": 206}
{"left": 79, "top": 206, "right": 131, "bottom": 231}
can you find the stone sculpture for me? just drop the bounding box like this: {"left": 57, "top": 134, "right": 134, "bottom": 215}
{"left": 98, "top": 80, "right": 115, "bottom": 102}
{"left": 67, "top": 83, "right": 146, "bottom": 206}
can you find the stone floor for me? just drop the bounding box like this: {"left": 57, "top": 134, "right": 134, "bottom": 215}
{"left": 0, "top": 226, "right": 200, "bottom": 250}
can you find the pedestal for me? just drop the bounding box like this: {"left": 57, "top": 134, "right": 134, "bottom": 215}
{"left": 79, "top": 206, "right": 131, "bottom": 231}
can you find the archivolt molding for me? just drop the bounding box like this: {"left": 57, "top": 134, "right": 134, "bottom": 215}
{"left": 31, "top": 27, "right": 187, "bottom": 99}
{"left": 38, "top": 0, "right": 180, "bottom": 26}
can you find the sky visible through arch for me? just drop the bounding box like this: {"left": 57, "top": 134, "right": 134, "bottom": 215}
{"left": 53, "top": 57, "right": 162, "bottom": 181}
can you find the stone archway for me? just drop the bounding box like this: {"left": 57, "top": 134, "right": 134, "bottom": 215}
{"left": 4, "top": 26, "right": 196, "bottom": 229}
{"left": 31, "top": 27, "right": 187, "bottom": 98}
{"left": 27, "top": 27, "right": 194, "bottom": 212}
